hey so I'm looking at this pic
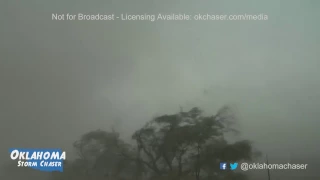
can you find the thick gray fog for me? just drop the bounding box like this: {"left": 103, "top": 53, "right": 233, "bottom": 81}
{"left": 0, "top": 0, "right": 319, "bottom": 171}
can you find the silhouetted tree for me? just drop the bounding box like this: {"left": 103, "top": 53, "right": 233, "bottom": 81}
{"left": 130, "top": 106, "right": 258, "bottom": 180}
{"left": 52, "top": 106, "right": 260, "bottom": 180}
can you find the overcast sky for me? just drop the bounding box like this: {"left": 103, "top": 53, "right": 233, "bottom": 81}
{"left": 1, "top": 0, "right": 319, "bottom": 168}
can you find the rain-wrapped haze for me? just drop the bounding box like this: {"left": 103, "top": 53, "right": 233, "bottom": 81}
{"left": 0, "top": 0, "right": 319, "bottom": 179}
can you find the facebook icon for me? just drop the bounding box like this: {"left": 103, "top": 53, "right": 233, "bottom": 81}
{"left": 220, "top": 162, "right": 227, "bottom": 170}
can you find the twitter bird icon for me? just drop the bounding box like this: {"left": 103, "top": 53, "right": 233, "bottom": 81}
{"left": 230, "top": 163, "right": 238, "bottom": 170}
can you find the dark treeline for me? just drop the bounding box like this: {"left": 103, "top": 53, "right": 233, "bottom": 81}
{"left": 51, "top": 106, "right": 260, "bottom": 180}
